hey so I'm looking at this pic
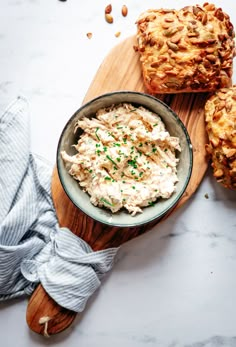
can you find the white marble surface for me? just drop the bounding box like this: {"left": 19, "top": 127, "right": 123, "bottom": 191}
{"left": 0, "top": 0, "right": 236, "bottom": 346}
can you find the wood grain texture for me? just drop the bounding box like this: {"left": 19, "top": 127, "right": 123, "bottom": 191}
{"left": 26, "top": 35, "right": 209, "bottom": 336}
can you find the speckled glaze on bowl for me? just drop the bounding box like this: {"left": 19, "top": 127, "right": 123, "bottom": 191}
{"left": 57, "top": 91, "right": 193, "bottom": 227}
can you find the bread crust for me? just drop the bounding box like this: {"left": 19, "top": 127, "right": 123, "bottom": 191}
{"left": 205, "top": 86, "right": 236, "bottom": 189}
{"left": 135, "top": 3, "right": 235, "bottom": 94}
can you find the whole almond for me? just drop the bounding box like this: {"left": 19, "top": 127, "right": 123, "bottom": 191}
{"left": 105, "top": 4, "right": 112, "bottom": 14}
{"left": 105, "top": 13, "right": 113, "bottom": 24}
{"left": 122, "top": 5, "right": 128, "bottom": 17}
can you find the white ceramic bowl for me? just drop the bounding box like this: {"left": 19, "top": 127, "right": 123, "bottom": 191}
{"left": 57, "top": 91, "right": 193, "bottom": 227}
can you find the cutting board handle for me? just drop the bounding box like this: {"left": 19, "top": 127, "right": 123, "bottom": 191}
{"left": 26, "top": 284, "right": 77, "bottom": 336}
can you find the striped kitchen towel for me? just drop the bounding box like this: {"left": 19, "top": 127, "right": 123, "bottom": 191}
{"left": 0, "top": 96, "right": 118, "bottom": 312}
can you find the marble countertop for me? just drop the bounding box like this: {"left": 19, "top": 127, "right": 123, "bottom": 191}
{"left": 0, "top": 1, "right": 235, "bottom": 346}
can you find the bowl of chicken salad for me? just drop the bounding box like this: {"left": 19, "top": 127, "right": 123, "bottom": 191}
{"left": 57, "top": 91, "right": 193, "bottom": 227}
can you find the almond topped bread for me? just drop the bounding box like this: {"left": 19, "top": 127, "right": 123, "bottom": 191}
{"left": 205, "top": 86, "right": 236, "bottom": 189}
{"left": 135, "top": 3, "right": 235, "bottom": 94}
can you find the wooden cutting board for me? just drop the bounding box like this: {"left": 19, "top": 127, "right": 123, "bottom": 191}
{"left": 26, "top": 35, "right": 209, "bottom": 336}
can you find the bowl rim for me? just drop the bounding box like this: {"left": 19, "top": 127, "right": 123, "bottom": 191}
{"left": 56, "top": 90, "right": 193, "bottom": 227}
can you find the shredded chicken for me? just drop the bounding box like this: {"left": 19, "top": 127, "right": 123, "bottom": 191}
{"left": 61, "top": 103, "right": 181, "bottom": 216}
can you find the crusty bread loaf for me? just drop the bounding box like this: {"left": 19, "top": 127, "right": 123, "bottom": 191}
{"left": 205, "top": 86, "right": 236, "bottom": 189}
{"left": 135, "top": 3, "right": 235, "bottom": 94}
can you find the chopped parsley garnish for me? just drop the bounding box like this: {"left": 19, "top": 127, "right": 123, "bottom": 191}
{"left": 108, "top": 131, "right": 115, "bottom": 138}
{"left": 95, "top": 127, "right": 100, "bottom": 141}
{"left": 128, "top": 159, "right": 137, "bottom": 169}
{"left": 152, "top": 148, "right": 157, "bottom": 153}
{"left": 105, "top": 176, "right": 111, "bottom": 181}
{"left": 116, "top": 157, "right": 121, "bottom": 162}
{"left": 106, "top": 155, "right": 117, "bottom": 167}
{"left": 100, "top": 198, "right": 114, "bottom": 207}
{"left": 148, "top": 201, "right": 155, "bottom": 206}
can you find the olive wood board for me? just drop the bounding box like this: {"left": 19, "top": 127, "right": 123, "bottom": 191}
{"left": 26, "top": 35, "right": 209, "bottom": 336}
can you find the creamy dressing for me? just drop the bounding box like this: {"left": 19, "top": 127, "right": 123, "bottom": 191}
{"left": 61, "top": 103, "right": 181, "bottom": 216}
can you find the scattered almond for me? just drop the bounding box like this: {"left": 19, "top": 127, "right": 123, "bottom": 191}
{"left": 105, "top": 13, "right": 113, "bottom": 24}
{"left": 122, "top": 5, "right": 128, "bottom": 17}
{"left": 86, "top": 32, "right": 92, "bottom": 39}
{"left": 115, "top": 31, "right": 121, "bottom": 38}
{"left": 105, "top": 4, "right": 112, "bottom": 14}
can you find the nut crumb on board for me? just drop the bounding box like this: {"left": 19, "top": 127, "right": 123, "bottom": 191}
{"left": 115, "top": 31, "right": 121, "bottom": 37}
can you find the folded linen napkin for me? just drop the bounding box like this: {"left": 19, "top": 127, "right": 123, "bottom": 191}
{"left": 0, "top": 96, "right": 118, "bottom": 312}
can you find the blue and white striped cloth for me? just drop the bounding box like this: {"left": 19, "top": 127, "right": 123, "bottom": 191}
{"left": 0, "top": 96, "right": 118, "bottom": 312}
